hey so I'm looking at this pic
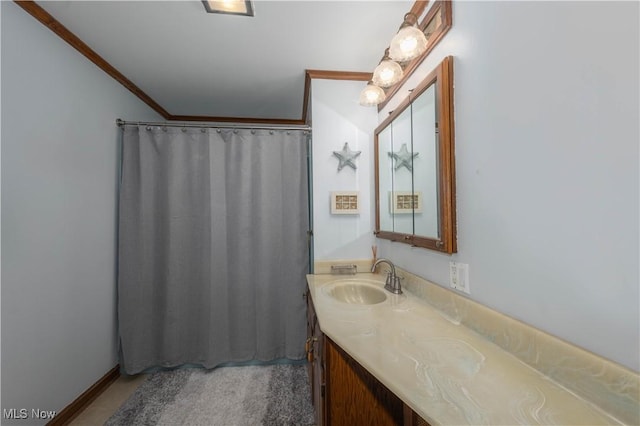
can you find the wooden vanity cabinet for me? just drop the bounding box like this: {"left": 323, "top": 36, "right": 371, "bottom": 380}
{"left": 306, "top": 292, "right": 430, "bottom": 426}
{"left": 403, "top": 406, "right": 432, "bottom": 426}
{"left": 306, "top": 290, "right": 326, "bottom": 426}
{"left": 325, "top": 338, "right": 403, "bottom": 426}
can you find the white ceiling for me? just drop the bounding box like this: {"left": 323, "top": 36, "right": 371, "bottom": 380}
{"left": 37, "top": 1, "right": 414, "bottom": 121}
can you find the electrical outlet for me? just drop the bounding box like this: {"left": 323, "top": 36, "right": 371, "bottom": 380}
{"left": 458, "top": 263, "right": 470, "bottom": 294}
{"left": 449, "top": 262, "right": 470, "bottom": 294}
{"left": 449, "top": 262, "right": 458, "bottom": 287}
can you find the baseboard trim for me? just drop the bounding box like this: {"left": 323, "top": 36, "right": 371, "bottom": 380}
{"left": 47, "top": 365, "right": 120, "bottom": 426}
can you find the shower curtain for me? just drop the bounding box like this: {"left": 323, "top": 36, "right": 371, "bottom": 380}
{"left": 117, "top": 125, "right": 309, "bottom": 374}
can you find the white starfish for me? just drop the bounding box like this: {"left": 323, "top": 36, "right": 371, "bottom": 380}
{"left": 388, "top": 143, "right": 419, "bottom": 172}
{"left": 333, "top": 142, "right": 361, "bottom": 171}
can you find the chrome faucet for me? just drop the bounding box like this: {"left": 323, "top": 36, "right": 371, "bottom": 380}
{"left": 371, "top": 258, "right": 402, "bottom": 294}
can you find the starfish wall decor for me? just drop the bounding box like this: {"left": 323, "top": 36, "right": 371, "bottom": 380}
{"left": 333, "top": 142, "right": 362, "bottom": 171}
{"left": 388, "top": 143, "right": 419, "bottom": 172}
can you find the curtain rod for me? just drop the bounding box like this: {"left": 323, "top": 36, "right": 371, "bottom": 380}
{"left": 116, "top": 119, "right": 311, "bottom": 132}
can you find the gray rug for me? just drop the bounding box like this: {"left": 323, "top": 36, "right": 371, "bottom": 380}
{"left": 105, "top": 363, "right": 316, "bottom": 426}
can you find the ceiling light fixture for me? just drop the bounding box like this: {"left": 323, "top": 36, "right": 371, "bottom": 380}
{"left": 202, "top": 0, "right": 254, "bottom": 17}
{"left": 359, "top": 81, "right": 386, "bottom": 107}
{"left": 372, "top": 48, "right": 404, "bottom": 88}
{"left": 389, "top": 13, "right": 427, "bottom": 62}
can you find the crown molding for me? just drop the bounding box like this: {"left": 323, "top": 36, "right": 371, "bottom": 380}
{"left": 13, "top": 1, "right": 323, "bottom": 126}
{"left": 14, "top": 1, "right": 172, "bottom": 119}
{"left": 15, "top": 0, "right": 423, "bottom": 126}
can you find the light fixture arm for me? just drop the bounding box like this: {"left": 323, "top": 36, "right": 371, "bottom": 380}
{"left": 379, "top": 47, "right": 392, "bottom": 63}
{"left": 398, "top": 12, "right": 419, "bottom": 30}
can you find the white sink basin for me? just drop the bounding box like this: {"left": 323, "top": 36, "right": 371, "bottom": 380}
{"left": 323, "top": 280, "right": 387, "bottom": 305}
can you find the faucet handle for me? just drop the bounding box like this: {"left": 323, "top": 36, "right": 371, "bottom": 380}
{"left": 384, "top": 276, "right": 403, "bottom": 294}
{"left": 389, "top": 275, "right": 403, "bottom": 294}
{"left": 385, "top": 271, "right": 393, "bottom": 287}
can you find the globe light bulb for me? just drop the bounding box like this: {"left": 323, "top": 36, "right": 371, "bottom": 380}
{"left": 359, "top": 82, "right": 386, "bottom": 107}
{"left": 389, "top": 15, "right": 428, "bottom": 62}
{"left": 372, "top": 59, "right": 403, "bottom": 88}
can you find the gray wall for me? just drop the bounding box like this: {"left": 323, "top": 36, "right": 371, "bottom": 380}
{"left": 1, "top": 2, "right": 160, "bottom": 422}
{"left": 378, "top": 1, "right": 639, "bottom": 372}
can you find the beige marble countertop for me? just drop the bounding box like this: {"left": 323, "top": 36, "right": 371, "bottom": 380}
{"left": 307, "top": 273, "right": 624, "bottom": 425}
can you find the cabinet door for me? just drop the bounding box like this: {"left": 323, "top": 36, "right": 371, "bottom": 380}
{"left": 306, "top": 292, "right": 325, "bottom": 425}
{"left": 403, "top": 405, "right": 432, "bottom": 426}
{"left": 325, "top": 338, "right": 404, "bottom": 426}
{"left": 312, "top": 327, "right": 325, "bottom": 425}
{"left": 306, "top": 291, "right": 314, "bottom": 387}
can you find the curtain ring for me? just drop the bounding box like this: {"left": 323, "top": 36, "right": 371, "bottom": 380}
{"left": 146, "top": 126, "right": 151, "bottom": 131}
{"left": 216, "top": 129, "right": 221, "bottom": 133}
{"left": 251, "top": 130, "right": 256, "bottom": 135}
{"left": 201, "top": 128, "right": 206, "bottom": 133}
{"left": 233, "top": 129, "right": 238, "bottom": 134}
{"left": 269, "top": 130, "right": 274, "bottom": 135}
{"left": 181, "top": 128, "right": 187, "bottom": 133}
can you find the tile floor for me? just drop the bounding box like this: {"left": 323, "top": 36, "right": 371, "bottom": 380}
{"left": 68, "top": 374, "right": 147, "bottom": 426}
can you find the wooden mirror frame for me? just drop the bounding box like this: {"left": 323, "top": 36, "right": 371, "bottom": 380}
{"left": 374, "top": 56, "right": 456, "bottom": 253}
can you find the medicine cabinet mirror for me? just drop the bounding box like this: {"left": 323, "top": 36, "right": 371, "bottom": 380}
{"left": 374, "top": 56, "right": 456, "bottom": 253}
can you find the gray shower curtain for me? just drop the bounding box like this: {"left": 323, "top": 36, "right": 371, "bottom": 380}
{"left": 118, "top": 125, "right": 309, "bottom": 374}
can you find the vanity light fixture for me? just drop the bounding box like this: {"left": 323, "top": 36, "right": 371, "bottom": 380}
{"left": 389, "top": 13, "right": 428, "bottom": 62}
{"left": 360, "top": 1, "right": 454, "bottom": 109}
{"left": 202, "top": 0, "right": 254, "bottom": 16}
{"left": 359, "top": 81, "right": 386, "bottom": 107}
{"left": 372, "top": 48, "right": 404, "bottom": 88}
{"left": 359, "top": 12, "right": 426, "bottom": 107}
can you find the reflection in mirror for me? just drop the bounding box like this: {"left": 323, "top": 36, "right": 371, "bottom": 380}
{"left": 378, "top": 125, "right": 393, "bottom": 233}
{"left": 374, "top": 56, "right": 456, "bottom": 253}
{"left": 390, "top": 107, "right": 413, "bottom": 236}
{"left": 411, "top": 84, "right": 439, "bottom": 238}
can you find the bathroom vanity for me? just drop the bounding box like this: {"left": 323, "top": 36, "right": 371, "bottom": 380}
{"left": 306, "top": 272, "right": 638, "bottom": 426}
{"left": 306, "top": 281, "right": 426, "bottom": 426}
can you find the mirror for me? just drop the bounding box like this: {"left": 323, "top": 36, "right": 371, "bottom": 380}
{"left": 374, "top": 56, "right": 456, "bottom": 253}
